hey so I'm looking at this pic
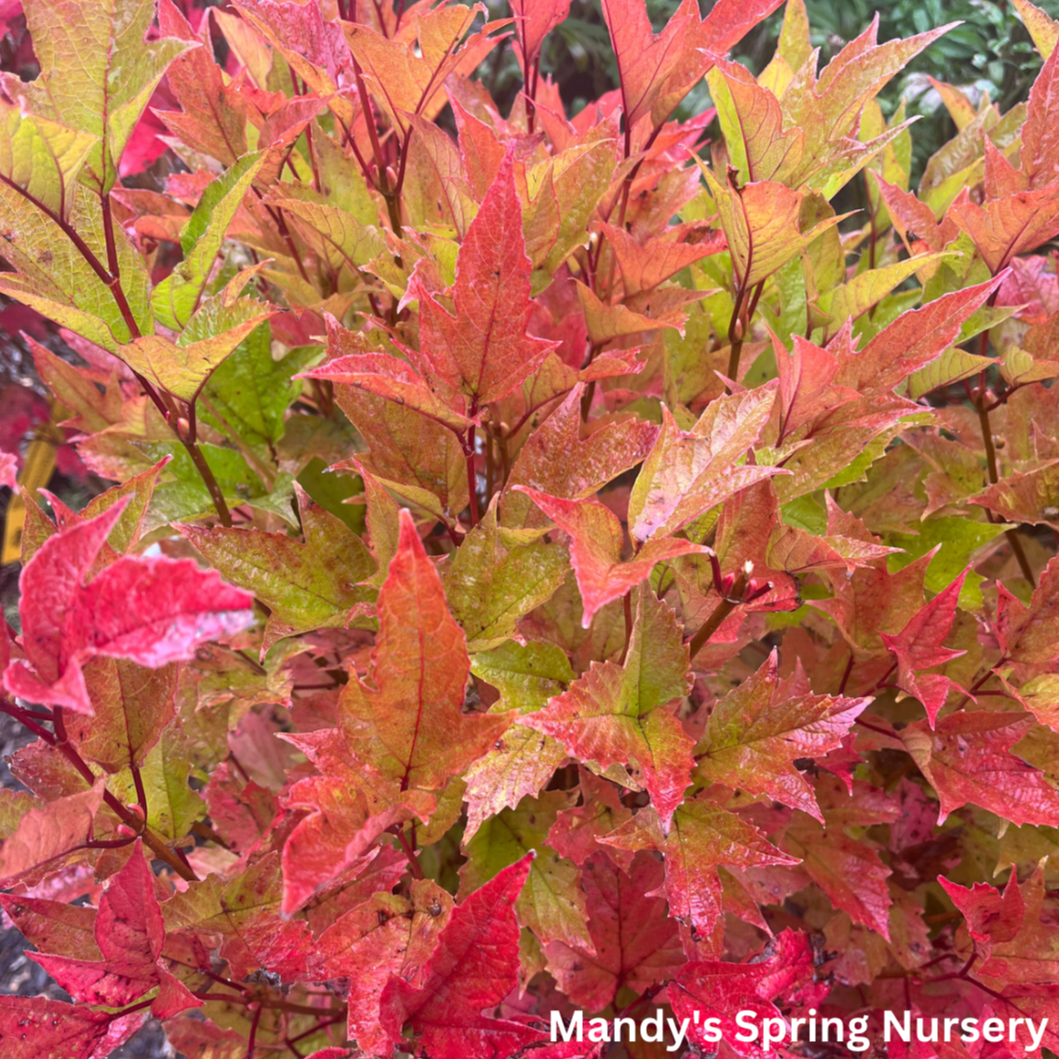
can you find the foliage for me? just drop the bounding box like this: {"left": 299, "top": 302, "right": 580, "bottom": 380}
{"left": 0, "top": 0, "right": 1059, "bottom": 1057}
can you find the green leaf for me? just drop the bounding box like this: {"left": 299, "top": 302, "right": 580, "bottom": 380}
{"left": 461, "top": 791, "right": 593, "bottom": 952}
{"left": 201, "top": 329, "right": 322, "bottom": 449}
{"left": 12, "top": 0, "right": 193, "bottom": 192}
{"left": 152, "top": 152, "right": 265, "bottom": 330}
{"left": 179, "top": 489, "right": 375, "bottom": 643}
{"left": 446, "top": 503, "right": 569, "bottom": 652}
{"left": 888, "top": 516, "right": 1013, "bottom": 608}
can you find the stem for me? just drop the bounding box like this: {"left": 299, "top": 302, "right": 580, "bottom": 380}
{"left": 838, "top": 652, "right": 855, "bottom": 695}
{"left": 726, "top": 281, "right": 763, "bottom": 386}
{"left": 464, "top": 424, "right": 479, "bottom": 527}
{"left": 2, "top": 700, "right": 198, "bottom": 882}
{"left": 246, "top": 1003, "right": 262, "bottom": 1059}
{"left": 181, "top": 417, "right": 233, "bottom": 527}
{"left": 619, "top": 590, "right": 634, "bottom": 665}
{"left": 687, "top": 571, "right": 746, "bottom": 661}
{"left": 394, "top": 826, "right": 425, "bottom": 880}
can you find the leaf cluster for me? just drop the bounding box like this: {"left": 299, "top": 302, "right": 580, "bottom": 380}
{"left": 1, "top": 0, "right": 1059, "bottom": 1057}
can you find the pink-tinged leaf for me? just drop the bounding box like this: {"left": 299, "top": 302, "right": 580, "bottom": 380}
{"left": 510, "top": 0, "right": 572, "bottom": 69}
{"left": 600, "top": 0, "right": 699, "bottom": 133}
{"left": 938, "top": 874, "right": 1023, "bottom": 947}
{"left": 879, "top": 571, "right": 968, "bottom": 726}
{"left": 950, "top": 187, "right": 1059, "bottom": 274}
{"left": 544, "top": 851, "right": 684, "bottom": 1011}
{"left": 628, "top": 393, "right": 782, "bottom": 543}
{"left": 0, "top": 779, "right": 104, "bottom": 887}
{"left": 902, "top": 711, "right": 1059, "bottom": 826}
{"left": 0, "top": 449, "right": 16, "bottom": 489}
{"left": 516, "top": 486, "right": 705, "bottom": 626}
{"left": 668, "top": 931, "right": 826, "bottom": 1059}
{"left": 5, "top": 501, "right": 254, "bottom": 712}
{"left": 33, "top": 842, "right": 199, "bottom": 1018}
{"left": 548, "top": 770, "right": 634, "bottom": 871}
{"left": 378, "top": 854, "right": 547, "bottom": 1059}
{"left": 315, "top": 879, "right": 453, "bottom": 1053}
{"left": 279, "top": 731, "right": 436, "bottom": 916}
{"left": 338, "top": 510, "right": 510, "bottom": 791}
{"left": 995, "top": 556, "right": 1059, "bottom": 663}
{"left": 833, "top": 275, "right": 1005, "bottom": 394}
{"left": 600, "top": 791, "right": 799, "bottom": 940}
{"left": 524, "top": 589, "right": 694, "bottom": 825}
{"left": 599, "top": 221, "right": 723, "bottom": 295}
{"left": 412, "top": 151, "right": 556, "bottom": 406}
{"left": 694, "top": 651, "right": 869, "bottom": 820}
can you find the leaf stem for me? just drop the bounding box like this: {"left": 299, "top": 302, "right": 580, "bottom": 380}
{"left": 464, "top": 424, "right": 479, "bottom": 528}
{"left": 687, "top": 570, "right": 746, "bottom": 661}
{"left": 393, "top": 826, "right": 425, "bottom": 880}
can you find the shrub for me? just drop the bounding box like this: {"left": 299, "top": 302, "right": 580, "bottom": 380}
{"left": 1, "top": 0, "right": 1059, "bottom": 1057}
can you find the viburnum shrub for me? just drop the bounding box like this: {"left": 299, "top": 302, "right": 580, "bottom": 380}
{"left": 4, "top": 0, "right": 1059, "bottom": 1055}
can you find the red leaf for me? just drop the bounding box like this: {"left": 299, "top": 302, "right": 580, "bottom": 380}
{"left": 4, "top": 501, "right": 254, "bottom": 713}
{"left": 879, "top": 571, "right": 968, "bottom": 725}
{"left": 411, "top": 150, "right": 556, "bottom": 406}
{"left": 33, "top": 842, "right": 199, "bottom": 1017}
{"left": 0, "top": 995, "right": 116, "bottom": 1059}
{"left": 516, "top": 486, "right": 705, "bottom": 626}
{"left": 338, "top": 510, "right": 509, "bottom": 791}
{"left": 995, "top": 555, "right": 1059, "bottom": 663}
{"left": 668, "top": 930, "right": 827, "bottom": 1059}
{"left": 694, "top": 651, "right": 869, "bottom": 820}
{"left": 544, "top": 851, "right": 684, "bottom": 1011}
{"left": 378, "top": 854, "right": 546, "bottom": 1059}
{"left": 0, "top": 449, "right": 16, "bottom": 489}
{"left": 600, "top": 790, "right": 799, "bottom": 940}
{"left": 902, "top": 710, "right": 1059, "bottom": 826}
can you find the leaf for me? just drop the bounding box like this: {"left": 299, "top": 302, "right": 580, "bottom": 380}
{"left": 338, "top": 510, "right": 509, "bottom": 791}
{"left": 972, "top": 462, "right": 1059, "bottom": 531}
{"left": 345, "top": 3, "right": 508, "bottom": 133}
{"left": 68, "top": 657, "right": 177, "bottom": 774}
{"left": 699, "top": 167, "right": 844, "bottom": 290}
{"left": 0, "top": 101, "right": 97, "bottom": 216}
{"left": 0, "top": 779, "right": 104, "bottom": 887}
{"left": 151, "top": 152, "right": 266, "bottom": 330}
{"left": 118, "top": 308, "right": 276, "bottom": 402}
{"left": 516, "top": 486, "right": 705, "bottom": 627}
{"left": 996, "top": 556, "right": 1059, "bottom": 663}
{"left": 950, "top": 188, "right": 1059, "bottom": 274}
{"left": 8, "top": 0, "right": 194, "bottom": 193}
{"left": 444, "top": 501, "right": 568, "bottom": 651}
{"left": 902, "top": 710, "right": 1059, "bottom": 825}
{"left": 0, "top": 996, "right": 115, "bottom": 1059}
{"left": 5, "top": 501, "right": 255, "bottom": 712}
{"left": 694, "top": 651, "right": 869, "bottom": 820}
{"left": 833, "top": 275, "right": 1005, "bottom": 394}
{"left": 164, "top": 853, "right": 312, "bottom": 983}
{"left": 179, "top": 489, "right": 375, "bottom": 645}
{"left": 32, "top": 841, "right": 198, "bottom": 1017}
{"left": 201, "top": 332, "right": 320, "bottom": 449}
{"left": 879, "top": 571, "right": 968, "bottom": 725}
{"left": 523, "top": 589, "right": 695, "bottom": 825}
{"left": 669, "top": 931, "right": 824, "bottom": 1057}
{"left": 503, "top": 385, "right": 657, "bottom": 526}
{"left": 782, "top": 779, "right": 895, "bottom": 939}
{"left": 378, "top": 854, "right": 548, "bottom": 1059}
{"left": 462, "top": 791, "right": 593, "bottom": 951}
{"left": 627, "top": 391, "right": 780, "bottom": 543}
{"left": 600, "top": 791, "right": 798, "bottom": 940}
{"left": 1013, "top": 0, "right": 1059, "bottom": 59}
{"left": 544, "top": 851, "right": 684, "bottom": 1011}
{"left": 410, "top": 151, "right": 556, "bottom": 406}
{"left": 464, "top": 641, "right": 575, "bottom": 839}
{"left": 314, "top": 879, "right": 453, "bottom": 1053}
